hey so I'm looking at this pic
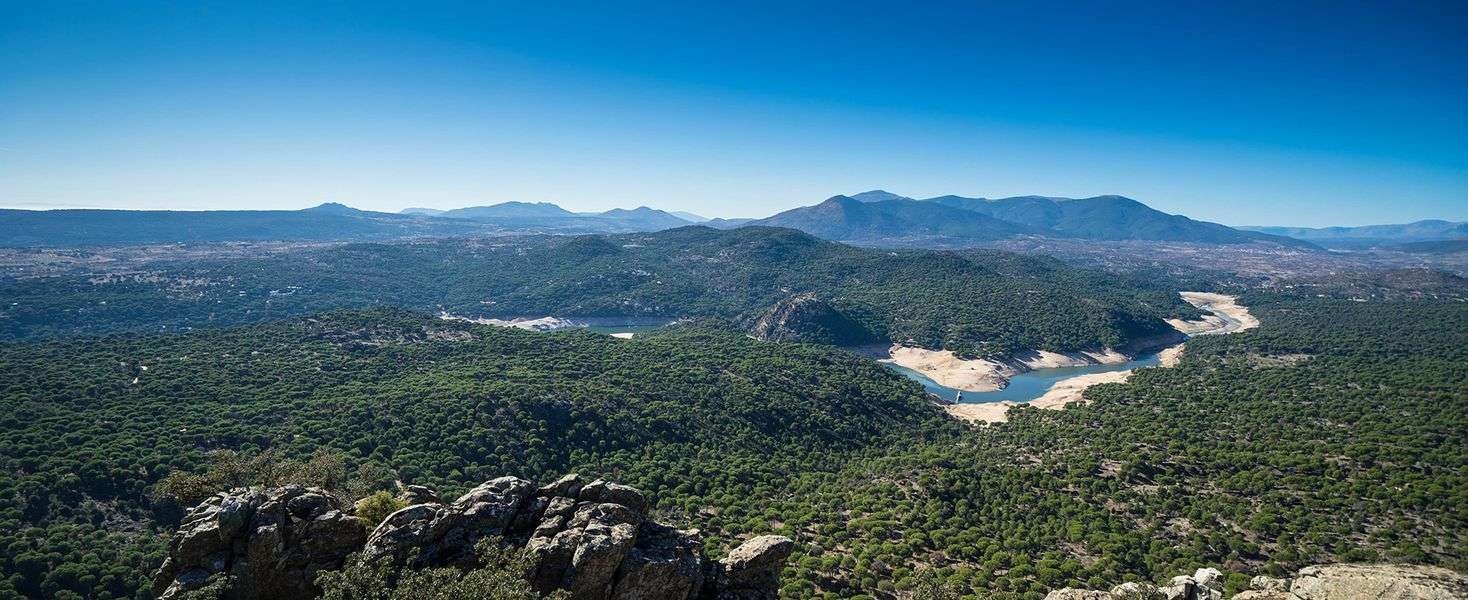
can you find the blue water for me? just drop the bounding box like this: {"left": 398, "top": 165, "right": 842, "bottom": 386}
{"left": 883, "top": 352, "right": 1164, "bottom": 403}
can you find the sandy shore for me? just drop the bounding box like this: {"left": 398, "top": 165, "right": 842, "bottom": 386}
{"left": 1167, "top": 292, "right": 1259, "bottom": 334}
{"left": 868, "top": 346, "right": 1132, "bottom": 394}
{"left": 943, "top": 291, "right": 1256, "bottom": 424}
{"left": 874, "top": 346, "right": 1016, "bottom": 392}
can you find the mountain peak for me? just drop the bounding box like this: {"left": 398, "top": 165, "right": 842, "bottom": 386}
{"left": 849, "top": 190, "right": 912, "bottom": 203}
{"left": 306, "top": 202, "right": 362, "bottom": 214}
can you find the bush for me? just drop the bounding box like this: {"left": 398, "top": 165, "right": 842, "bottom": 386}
{"left": 355, "top": 491, "right": 407, "bottom": 529}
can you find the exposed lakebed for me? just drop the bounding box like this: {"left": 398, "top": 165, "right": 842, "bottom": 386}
{"left": 885, "top": 351, "right": 1164, "bottom": 403}
{"left": 883, "top": 292, "right": 1258, "bottom": 423}
{"left": 438, "top": 314, "right": 679, "bottom": 338}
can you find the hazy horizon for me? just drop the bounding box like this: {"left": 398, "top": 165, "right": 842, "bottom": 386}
{"left": 3, "top": 2, "right": 1465, "bottom": 227}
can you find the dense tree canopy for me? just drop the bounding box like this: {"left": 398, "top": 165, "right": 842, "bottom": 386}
{"left": 0, "top": 294, "right": 1462, "bottom": 599}
{"left": 0, "top": 227, "right": 1195, "bottom": 357}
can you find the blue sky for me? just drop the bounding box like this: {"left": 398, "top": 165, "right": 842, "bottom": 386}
{"left": 1, "top": 1, "right": 1464, "bottom": 225}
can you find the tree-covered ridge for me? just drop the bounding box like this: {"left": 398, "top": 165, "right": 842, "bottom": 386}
{"left": 1, "top": 295, "right": 1464, "bottom": 600}
{"left": 0, "top": 311, "right": 954, "bottom": 599}
{"left": 763, "top": 295, "right": 1466, "bottom": 598}
{"left": 0, "top": 226, "right": 1195, "bottom": 357}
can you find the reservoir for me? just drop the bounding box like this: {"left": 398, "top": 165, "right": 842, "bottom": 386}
{"left": 883, "top": 352, "right": 1162, "bottom": 403}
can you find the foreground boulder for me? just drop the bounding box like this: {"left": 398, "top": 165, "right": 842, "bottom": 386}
{"left": 1287, "top": 564, "right": 1468, "bottom": 600}
{"left": 1045, "top": 564, "right": 1468, "bottom": 600}
{"left": 152, "top": 485, "right": 367, "bottom": 600}
{"left": 154, "top": 475, "right": 793, "bottom": 600}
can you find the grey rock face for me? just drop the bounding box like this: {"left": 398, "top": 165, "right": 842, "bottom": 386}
{"left": 1045, "top": 589, "right": 1117, "bottom": 600}
{"left": 712, "top": 535, "right": 796, "bottom": 600}
{"left": 746, "top": 293, "right": 875, "bottom": 346}
{"left": 151, "top": 485, "right": 366, "bottom": 600}
{"left": 1251, "top": 576, "right": 1291, "bottom": 593}
{"left": 611, "top": 522, "right": 706, "bottom": 600}
{"left": 1288, "top": 564, "right": 1468, "bottom": 600}
{"left": 1110, "top": 582, "right": 1166, "bottom": 600}
{"left": 399, "top": 484, "right": 440, "bottom": 505}
{"left": 363, "top": 475, "right": 537, "bottom": 569}
{"left": 1046, "top": 563, "right": 1468, "bottom": 600}
{"left": 155, "top": 474, "right": 792, "bottom": 600}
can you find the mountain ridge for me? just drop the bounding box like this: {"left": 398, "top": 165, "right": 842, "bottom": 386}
{"left": 1239, "top": 219, "right": 1467, "bottom": 249}
{"left": 747, "top": 195, "right": 1037, "bottom": 246}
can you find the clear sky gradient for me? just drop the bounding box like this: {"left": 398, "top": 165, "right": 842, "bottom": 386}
{"left": 2, "top": 1, "right": 1464, "bottom": 225}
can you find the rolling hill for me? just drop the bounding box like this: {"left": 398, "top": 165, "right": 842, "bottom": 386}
{"left": 0, "top": 203, "right": 492, "bottom": 247}
{"left": 405, "top": 202, "right": 694, "bottom": 233}
{"left": 748, "top": 195, "right": 1036, "bottom": 246}
{"left": 739, "top": 192, "right": 1315, "bottom": 248}
{"left": 0, "top": 225, "right": 1195, "bottom": 357}
{"left": 926, "top": 194, "right": 1312, "bottom": 245}
{"left": 1239, "top": 219, "right": 1468, "bottom": 249}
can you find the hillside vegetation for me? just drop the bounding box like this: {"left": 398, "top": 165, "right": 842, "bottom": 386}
{"left": 0, "top": 295, "right": 1463, "bottom": 599}
{"left": 0, "top": 226, "right": 1194, "bottom": 357}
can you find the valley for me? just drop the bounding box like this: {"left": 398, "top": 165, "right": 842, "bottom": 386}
{"left": 2, "top": 290, "right": 1462, "bottom": 600}
{"left": 1, "top": 205, "right": 1463, "bottom": 600}
{"left": 6, "top": 8, "right": 1465, "bottom": 600}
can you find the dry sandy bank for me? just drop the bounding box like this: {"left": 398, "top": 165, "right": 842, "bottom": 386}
{"left": 943, "top": 292, "right": 1256, "bottom": 424}
{"left": 1167, "top": 292, "right": 1259, "bottom": 334}
{"left": 869, "top": 346, "right": 1132, "bottom": 394}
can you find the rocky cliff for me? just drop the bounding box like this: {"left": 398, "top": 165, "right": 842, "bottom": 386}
{"left": 1045, "top": 564, "right": 1468, "bottom": 600}
{"left": 152, "top": 474, "right": 793, "bottom": 600}
{"left": 746, "top": 293, "right": 876, "bottom": 346}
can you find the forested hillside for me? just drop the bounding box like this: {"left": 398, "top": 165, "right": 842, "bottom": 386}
{"left": 0, "top": 226, "right": 1194, "bottom": 357}
{"left": 0, "top": 312, "right": 955, "bottom": 599}
{"left": 1, "top": 295, "right": 1463, "bottom": 600}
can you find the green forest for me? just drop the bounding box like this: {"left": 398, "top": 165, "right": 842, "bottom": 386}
{"left": 1, "top": 293, "right": 1463, "bottom": 599}
{"left": 0, "top": 227, "right": 1195, "bottom": 357}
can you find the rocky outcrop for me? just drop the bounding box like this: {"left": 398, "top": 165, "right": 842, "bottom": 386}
{"left": 1045, "top": 564, "right": 1468, "bottom": 600}
{"left": 1288, "top": 564, "right": 1468, "bottom": 600}
{"left": 1046, "top": 590, "right": 1117, "bottom": 600}
{"left": 746, "top": 293, "right": 876, "bottom": 346}
{"left": 154, "top": 475, "right": 793, "bottom": 600}
{"left": 151, "top": 485, "right": 367, "bottom": 600}
{"left": 711, "top": 535, "right": 794, "bottom": 600}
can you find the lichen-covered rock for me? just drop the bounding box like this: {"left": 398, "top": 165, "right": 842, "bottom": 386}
{"left": 1233, "top": 592, "right": 1297, "bottom": 600}
{"left": 1111, "top": 582, "right": 1165, "bottom": 600}
{"left": 1158, "top": 569, "right": 1222, "bottom": 600}
{"left": 581, "top": 479, "right": 649, "bottom": 515}
{"left": 611, "top": 522, "right": 706, "bottom": 600}
{"left": 713, "top": 535, "right": 796, "bottom": 600}
{"left": 1045, "top": 589, "right": 1115, "bottom": 600}
{"left": 157, "top": 475, "right": 791, "bottom": 600}
{"left": 1048, "top": 563, "right": 1468, "bottom": 600}
{"left": 1289, "top": 564, "right": 1468, "bottom": 600}
{"left": 1251, "top": 576, "right": 1291, "bottom": 593}
{"left": 361, "top": 475, "right": 536, "bottom": 569}
{"left": 151, "top": 485, "right": 366, "bottom": 600}
{"left": 399, "top": 484, "right": 440, "bottom": 505}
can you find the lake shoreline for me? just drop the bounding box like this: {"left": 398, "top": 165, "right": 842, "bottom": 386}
{"left": 857, "top": 330, "right": 1183, "bottom": 395}
{"left": 930, "top": 291, "right": 1257, "bottom": 424}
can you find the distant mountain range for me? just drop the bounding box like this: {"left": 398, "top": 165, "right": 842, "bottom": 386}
{"left": 400, "top": 202, "right": 694, "bottom": 233}
{"left": 749, "top": 195, "right": 1036, "bottom": 245}
{"left": 0, "top": 203, "right": 491, "bottom": 247}
{"left": 4, "top": 192, "right": 1456, "bottom": 252}
{"left": 0, "top": 201, "right": 700, "bottom": 247}
{"left": 1239, "top": 220, "right": 1467, "bottom": 249}
{"left": 751, "top": 191, "right": 1312, "bottom": 248}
